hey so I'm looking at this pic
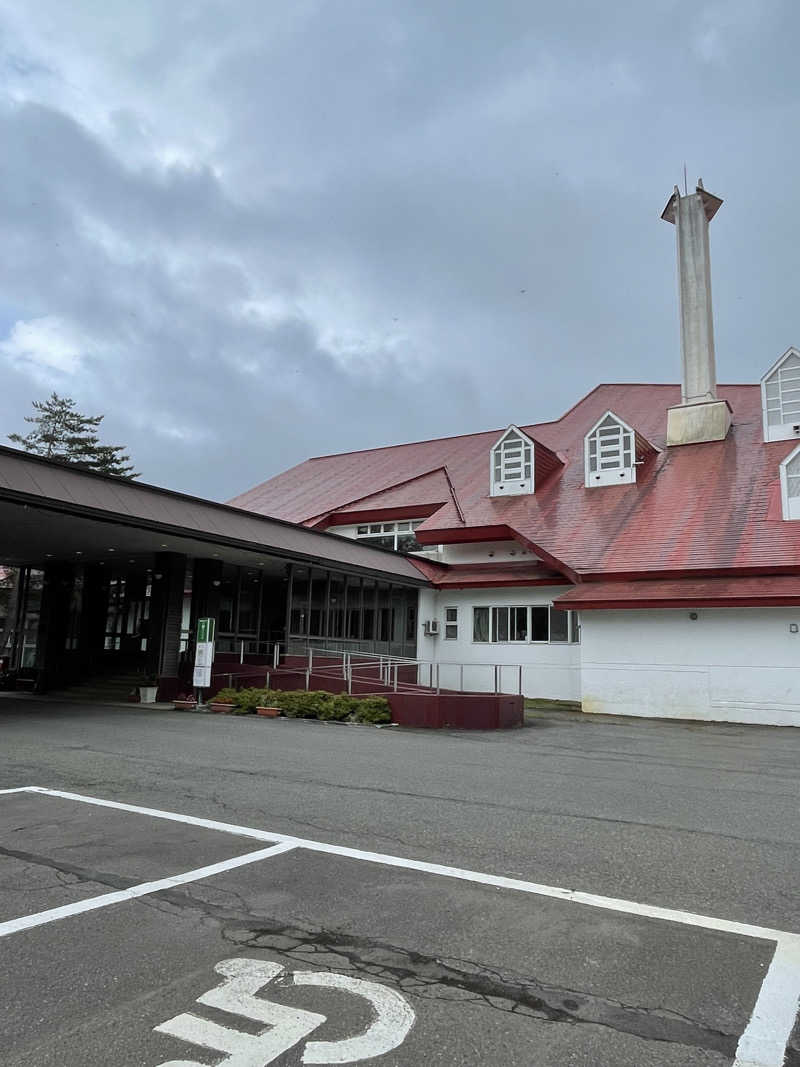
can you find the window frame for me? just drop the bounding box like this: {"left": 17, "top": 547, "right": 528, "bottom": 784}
{"left": 471, "top": 604, "right": 579, "bottom": 644}
{"left": 444, "top": 606, "right": 458, "bottom": 640}
{"left": 762, "top": 348, "right": 800, "bottom": 442}
{"left": 584, "top": 411, "right": 637, "bottom": 488}
{"left": 354, "top": 519, "right": 424, "bottom": 552}
{"left": 779, "top": 443, "right": 800, "bottom": 520}
{"left": 490, "top": 425, "right": 535, "bottom": 497}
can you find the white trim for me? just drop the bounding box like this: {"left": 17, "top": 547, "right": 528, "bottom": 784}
{"left": 584, "top": 410, "right": 637, "bottom": 488}
{"left": 489, "top": 424, "right": 535, "bottom": 497}
{"left": 761, "top": 347, "right": 800, "bottom": 442}
{"left": 779, "top": 442, "right": 800, "bottom": 520}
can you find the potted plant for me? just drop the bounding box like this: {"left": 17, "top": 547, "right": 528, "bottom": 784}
{"left": 208, "top": 686, "right": 237, "bottom": 714}
{"left": 139, "top": 678, "right": 158, "bottom": 704}
{"left": 173, "top": 692, "right": 197, "bottom": 711}
{"left": 256, "top": 704, "right": 281, "bottom": 718}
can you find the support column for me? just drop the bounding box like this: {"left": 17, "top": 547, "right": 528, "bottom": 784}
{"left": 36, "top": 563, "right": 75, "bottom": 692}
{"left": 150, "top": 552, "right": 187, "bottom": 699}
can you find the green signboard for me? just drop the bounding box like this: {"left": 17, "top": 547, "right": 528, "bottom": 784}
{"left": 197, "top": 618, "right": 216, "bottom": 643}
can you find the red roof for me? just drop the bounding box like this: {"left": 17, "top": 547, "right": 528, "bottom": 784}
{"left": 230, "top": 383, "right": 800, "bottom": 580}
{"left": 429, "top": 561, "right": 568, "bottom": 589}
{"left": 554, "top": 575, "right": 800, "bottom": 609}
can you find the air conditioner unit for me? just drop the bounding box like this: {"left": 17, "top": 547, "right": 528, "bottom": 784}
{"left": 423, "top": 619, "right": 440, "bottom": 637}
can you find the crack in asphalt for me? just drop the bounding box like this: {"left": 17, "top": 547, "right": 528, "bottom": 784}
{"left": 0, "top": 844, "right": 147, "bottom": 893}
{"left": 125, "top": 884, "right": 740, "bottom": 1057}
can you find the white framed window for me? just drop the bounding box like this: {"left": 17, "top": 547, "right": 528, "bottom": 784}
{"left": 491, "top": 606, "right": 528, "bottom": 642}
{"left": 444, "top": 606, "right": 458, "bottom": 639}
{"left": 779, "top": 444, "right": 800, "bottom": 520}
{"left": 472, "top": 605, "right": 579, "bottom": 644}
{"left": 762, "top": 348, "right": 800, "bottom": 442}
{"left": 490, "top": 426, "right": 534, "bottom": 496}
{"left": 354, "top": 519, "right": 423, "bottom": 552}
{"left": 584, "top": 411, "right": 636, "bottom": 487}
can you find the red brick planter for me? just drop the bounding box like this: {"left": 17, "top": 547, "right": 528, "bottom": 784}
{"left": 208, "top": 701, "right": 234, "bottom": 714}
{"left": 173, "top": 699, "right": 197, "bottom": 711}
{"left": 256, "top": 706, "right": 281, "bottom": 717}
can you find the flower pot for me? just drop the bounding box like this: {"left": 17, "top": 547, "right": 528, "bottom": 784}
{"left": 173, "top": 699, "right": 197, "bottom": 711}
{"left": 256, "top": 706, "right": 281, "bottom": 718}
{"left": 208, "top": 701, "right": 234, "bottom": 714}
{"left": 139, "top": 685, "right": 158, "bottom": 704}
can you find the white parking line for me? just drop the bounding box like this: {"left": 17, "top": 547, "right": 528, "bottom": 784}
{"left": 4, "top": 785, "right": 799, "bottom": 1067}
{"left": 0, "top": 841, "right": 296, "bottom": 939}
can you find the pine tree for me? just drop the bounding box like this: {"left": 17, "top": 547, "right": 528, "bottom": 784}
{"left": 8, "top": 393, "right": 138, "bottom": 478}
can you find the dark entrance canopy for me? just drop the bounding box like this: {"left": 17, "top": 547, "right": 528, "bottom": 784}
{"left": 0, "top": 446, "right": 428, "bottom": 697}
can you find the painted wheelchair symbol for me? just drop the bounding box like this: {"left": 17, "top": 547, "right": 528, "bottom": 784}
{"left": 155, "top": 957, "right": 415, "bottom": 1065}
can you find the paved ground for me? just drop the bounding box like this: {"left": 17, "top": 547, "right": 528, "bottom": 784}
{"left": 1, "top": 696, "right": 799, "bottom": 1066}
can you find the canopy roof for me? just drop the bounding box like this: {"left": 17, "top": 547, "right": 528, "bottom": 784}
{"left": 0, "top": 446, "right": 429, "bottom": 584}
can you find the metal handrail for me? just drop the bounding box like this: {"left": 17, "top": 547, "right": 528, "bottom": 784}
{"left": 271, "top": 642, "right": 526, "bottom": 695}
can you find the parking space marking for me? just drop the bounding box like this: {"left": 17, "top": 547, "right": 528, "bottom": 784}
{"left": 4, "top": 785, "right": 800, "bottom": 1067}
{"left": 0, "top": 841, "right": 296, "bottom": 939}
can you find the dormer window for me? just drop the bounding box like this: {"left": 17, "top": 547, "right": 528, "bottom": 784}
{"left": 584, "top": 412, "right": 636, "bottom": 487}
{"left": 779, "top": 445, "right": 800, "bottom": 520}
{"left": 490, "top": 426, "right": 534, "bottom": 496}
{"left": 762, "top": 348, "right": 800, "bottom": 442}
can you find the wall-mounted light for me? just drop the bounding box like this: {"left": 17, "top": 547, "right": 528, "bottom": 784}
{"left": 154, "top": 572, "right": 164, "bottom": 580}
{"left": 790, "top": 623, "right": 798, "bottom": 634}
{"left": 211, "top": 579, "right": 221, "bottom": 587}
{"left": 689, "top": 611, "right": 699, "bottom": 620}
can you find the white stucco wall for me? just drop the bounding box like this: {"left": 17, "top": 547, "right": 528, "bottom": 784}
{"left": 417, "top": 585, "right": 581, "bottom": 700}
{"left": 580, "top": 608, "right": 800, "bottom": 727}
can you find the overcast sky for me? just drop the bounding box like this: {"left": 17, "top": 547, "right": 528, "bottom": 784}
{"left": 1, "top": 1, "right": 798, "bottom": 500}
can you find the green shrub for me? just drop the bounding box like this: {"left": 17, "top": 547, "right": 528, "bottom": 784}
{"left": 232, "top": 687, "right": 268, "bottom": 714}
{"left": 353, "top": 696, "right": 392, "bottom": 724}
{"left": 318, "top": 693, "right": 359, "bottom": 721}
{"left": 229, "top": 687, "right": 393, "bottom": 724}
{"left": 212, "top": 687, "right": 238, "bottom": 705}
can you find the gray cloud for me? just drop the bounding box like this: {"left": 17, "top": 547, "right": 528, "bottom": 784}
{"left": 0, "top": 0, "right": 798, "bottom": 499}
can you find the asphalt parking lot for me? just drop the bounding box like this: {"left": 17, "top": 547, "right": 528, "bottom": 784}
{"left": 1, "top": 697, "right": 799, "bottom": 1066}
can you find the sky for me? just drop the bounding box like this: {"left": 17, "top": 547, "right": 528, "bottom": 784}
{"left": 1, "top": 1, "right": 798, "bottom": 501}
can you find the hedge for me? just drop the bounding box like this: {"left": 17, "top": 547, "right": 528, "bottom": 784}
{"left": 215, "top": 687, "right": 392, "bottom": 724}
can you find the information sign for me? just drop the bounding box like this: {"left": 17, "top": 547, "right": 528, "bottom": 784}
{"left": 194, "top": 618, "right": 216, "bottom": 691}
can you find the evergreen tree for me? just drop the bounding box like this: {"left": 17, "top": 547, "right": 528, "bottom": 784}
{"left": 8, "top": 393, "right": 138, "bottom": 478}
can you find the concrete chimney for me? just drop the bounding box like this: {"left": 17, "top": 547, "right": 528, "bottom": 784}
{"left": 662, "top": 179, "right": 731, "bottom": 446}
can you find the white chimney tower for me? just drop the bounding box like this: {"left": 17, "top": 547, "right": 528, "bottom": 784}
{"left": 662, "top": 179, "right": 732, "bottom": 446}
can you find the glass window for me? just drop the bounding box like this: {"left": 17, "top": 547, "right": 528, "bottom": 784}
{"left": 444, "top": 606, "right": 458, "bottom": 640}
{"left": 309, "top": 570, "right": 328, "bottom": 637}
{"left": 237, "top": 571, "right": 259, "bottom": 634}
{"left": 473, "top": 606, "right": 489, "bottom": 642}
{"left": 362, "top": 579, "right": 376, "bottom": 640}
{"left": 289, "top": 566, "right": 309, "bottom": 635}
{"left": 569, "top": 611, "right": 580, "bottom": 643}
{"left": 531, "top": 606, "right": 549, "bottom": 642}
{"left": 328, "top": 575, "right": 345, "bottom": 638}
{"left": 492, "top": 606, "right": 509, "bottom": 642}
{"left": 549, "top": 607, "right": 569, "bottom": 643}
{"left": 510, "top": 606, "right": 528, "bottom": 641}
{"left": 218, "top": 564, "right": 237, "bottom": 633}
{"left": 346, "top": 576, "right": 362, "bottom": 639}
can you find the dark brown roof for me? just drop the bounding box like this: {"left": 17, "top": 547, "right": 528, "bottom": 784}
{"left": 0, "top": 446, "right": 428, "bottom": 583}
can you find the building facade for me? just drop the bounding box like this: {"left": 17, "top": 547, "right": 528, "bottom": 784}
{"left": 228, "top": 182, "right": 800, "bottom": 727}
